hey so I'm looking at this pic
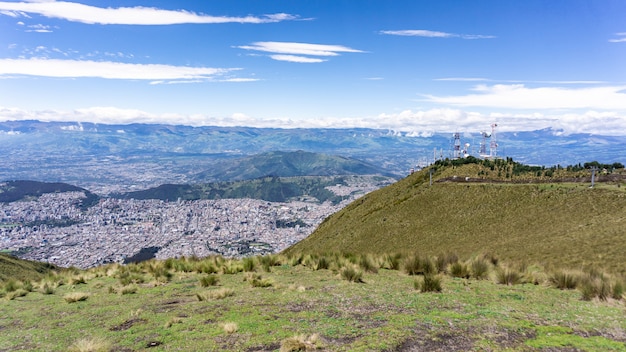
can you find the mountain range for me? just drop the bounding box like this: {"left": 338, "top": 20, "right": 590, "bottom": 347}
{"left": 1, "top": 120, "right": 624, "bottom": 193}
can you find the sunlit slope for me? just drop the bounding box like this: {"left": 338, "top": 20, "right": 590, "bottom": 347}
{"left": 0, "top": 253, "right": 57, "bottom": 282}
{"left": 285, "top": 163, "right": 626, "bottom": 273}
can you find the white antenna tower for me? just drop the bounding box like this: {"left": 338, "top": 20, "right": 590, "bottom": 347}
{"left": 489, "top": 122, "right": 498, "bottom": 158}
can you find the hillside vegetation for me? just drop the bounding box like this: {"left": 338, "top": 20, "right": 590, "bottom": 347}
{"left": 285, "top": 158, "right": 626, "bottom": 274}
{"left": 115, "top": 175, "right": 392, "bottom": 204}
{"left": 1, "top": 254, "right": 625, "bottom": 351}
{"left": 0, "top": 253, "right": 57, "bottom": 282}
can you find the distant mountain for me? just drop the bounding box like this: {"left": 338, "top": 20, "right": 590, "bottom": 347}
{"left": 284, "top": 158, "right": 626, "bottom": 273}
{"left": 115, "top": 175, "right": 393, "bottom": 204}
{"left": 196, "top": 150, "right": 394, "bottom": 182}
{"left": 1, "top": 120, "right": 624, "bottom": 193}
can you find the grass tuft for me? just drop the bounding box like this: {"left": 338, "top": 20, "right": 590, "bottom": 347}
{"left": 340, "top": 265, "right": 364, "bottom": 283}
{"left": 415, "top": 274, "right": 442, "bottom": 293}
{"left": 495, "top": 268, "right": 522, "bottom": 286}
{"left": 449, "top": 261, "right": 470, "bottom": 279}
{"left": 68, "top": 336, "right": 110, "bottom": 352}
{"left": 550, "top": 270, "right": 579, "bottom": 290}
{"left": 64, "top": 292, "right": 90, "bottom": 303}
{"left": 199, "top": 274, "right": 220, "bottom": 287}
{"left": 280, "top": 334, "right": 321, "bottom": 352}
{"left": 221, "top": 322, "right": 238, "bottom": 334}
{"left": 196, "top": 287, "right": 235, "bottom": 301}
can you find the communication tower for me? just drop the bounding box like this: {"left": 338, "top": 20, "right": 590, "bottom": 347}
{"left": 453, "top": 132, "right": 461, "bottom": 159}
{"left": 479, "top": 131, "right": 490, "bottom": 156}
{"left": 489, "top": 123, "right": 498, "bottom": 158}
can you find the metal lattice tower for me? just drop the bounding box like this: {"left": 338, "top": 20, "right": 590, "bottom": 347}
{"left": 489, "top": 123, "right": 498, "bottom": 158}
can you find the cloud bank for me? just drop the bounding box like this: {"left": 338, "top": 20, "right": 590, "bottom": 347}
{"left": 2, "top": 106, "right": 625, "bottom": 136}
{"left": 0, "top": 1, "right": 299, "bottom": 25}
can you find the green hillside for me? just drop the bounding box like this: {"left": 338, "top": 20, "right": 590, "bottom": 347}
{"left": 115, "top": 175, "right": 385, "bottom": 204}
{"left": 285, "top": 159, "right": 626, "bottom": 274}
{"left": 0, "top": 253, "right": 57, "bottom": 282}
{"left": 196, "top": 150, "right": 396, "bottom": 181}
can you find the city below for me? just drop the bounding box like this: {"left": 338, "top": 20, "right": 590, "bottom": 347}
{"left": 0, "top": 177, "right": 389, "bottom": 268}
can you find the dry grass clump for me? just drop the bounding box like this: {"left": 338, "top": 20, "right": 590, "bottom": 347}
{"left": 381, "top": 253, "right": 403, "bottom": 270}
{"left": 495, "top": 268, "right": 522, "bottom": 286}
{"left": 436, "top": 252, "right": 459, "bottom": 273}
{"left": 550, "top": 270, "right": 580, "bottom": 290}
{"left": 244, "top": 272, "right": 273, "bottom": 287}
{"left": 196, "top": 287, "right": 235, "bottom": 301}
{"left": 64, "top": 292, "right": 90, "bottom": 303}
{"left": 164, "top": 316, "right": 184, "bottom": 328}
{"left": 340, "top": 265, "right": 364, "bottom": 283}
{"left": 199, "top": 274, "right": 220, "bottom": 287}
{"left": 5, "top": 288, "right": 28, "bottom": 300}
{"left": 221, "top": 322, "right": 238, "bottom": 334}
{"left": 108, "top": 284, "right": 138, "bottom": 295}
{"left": 403, "top": 253, "right": 435, "bottom": 276}
{"left": 280, "top": 334, "right": 322, "bottom": 351}
{"left": 68, "top": 336, "right": 110, "bottom": 352}
{"left": 415, "top": 274, "right": 443, "bottom": 293}
{"left": 470, "top": 257, "right": 491, "bottom": 279}
{"left": 358, "top": 254, "right": 379, "bottom": 274}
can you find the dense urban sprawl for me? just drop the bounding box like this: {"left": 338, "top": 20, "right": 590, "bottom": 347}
{"left": 0, "top": 179, "right": 386, "bottom": 268}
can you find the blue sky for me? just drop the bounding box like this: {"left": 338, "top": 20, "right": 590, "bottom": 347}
{"left": 1, "top": 0, "right": 625, "bottom": 135}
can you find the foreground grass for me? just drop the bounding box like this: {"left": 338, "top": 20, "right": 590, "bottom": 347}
{"left": 1, "top": 254, "right": 625, "bottom": 351}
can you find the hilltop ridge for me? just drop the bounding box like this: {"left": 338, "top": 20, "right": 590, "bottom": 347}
{"left": 285, "top": 158, "right": 626, "bottom": 274}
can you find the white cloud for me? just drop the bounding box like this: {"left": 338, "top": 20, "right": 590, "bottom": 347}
{"left": 3, "top": 105, "right": 626, "bottom": 136}
{"left": 237, "top": 42, "right": 363, "bottom": 56}
{"left": 423, "top": 84, "right": 626, "bottom": 110}
{"left": 269, "top": 55, "right": 326, "bottom": 63}
{"left": 0, "top": 58, "right": 241, "bottom": 81}
{"left": 236, "top": 41, "right": 363, "bottom": 63}
{"left": 0, "top": 1, "right": 299, "bottom": 25}
{"left": 380, "top": 29, "right": 495, "bottom": 39}
{"left": 609, "top": 32, "right": 626, "bottom": 43}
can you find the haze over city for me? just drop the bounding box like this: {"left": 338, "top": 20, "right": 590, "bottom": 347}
{"left": 1, "top": 0, "right": 625, "bottom": 135}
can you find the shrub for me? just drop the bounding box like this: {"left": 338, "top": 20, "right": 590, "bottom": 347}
{"left": 68, "top": 337, "right": 111, "bottom": 352}
{"left": 550, "top": 270, "right": 579, "bottom": 290}
{"left": 470, "top": 258, "right": 490, "bottom": 279}
{"left": 340, "top": 266, "right": 364, "bottom": 283}
{"left": 495, "top": 268, "right": 521, "bottom": 286}
{"left": 449, "top": 262, "right": 470, "bottom": 279}
{"left": 416, "top": 274, "right": 442, "bottom": 293}
{"left": 199, "top": 274, "right": 220, "bottom": 287}
{"left": 64, "top": 292, "right": 90, "bottom": 303}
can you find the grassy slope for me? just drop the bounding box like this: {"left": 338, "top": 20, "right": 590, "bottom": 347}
{"left": 1, "top": 257, "right": 625, "bottom": 351}
{"left": 0, "top": 253, "right": 57, "bottom": 282}
{"left": 285, "top": 164, "right": 626, "bottom": 274}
